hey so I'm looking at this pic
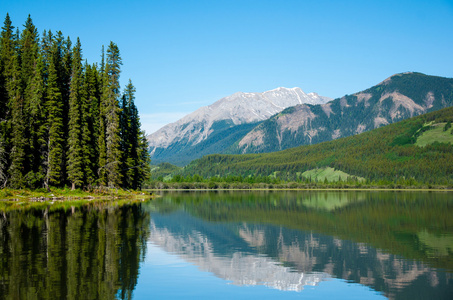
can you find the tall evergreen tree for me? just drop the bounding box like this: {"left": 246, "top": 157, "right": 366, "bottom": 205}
{"left": 67, "top": 37, "right": 84, "bottom": 189}
{"left": 0, "top": 13, "right": 16, "bottom": 187}
{"left": 57, "top": 32, "right": 71, "bottom": 185}
{"left": 98, "top": 46, "right": 107, "bottom": 186}
{"left": 84, "top": 63, "right": 100, "bottom": 186}
{"left": 26, "top": 51, "right": 47, "bottom": 187}
{"left": 119, "top": 81, "right": 134, "bottom": 188}
{"left": 135, "top": 131, "right": 151, "bottom": 189}
{"left": 102, "top": 42, "right": 122, "bottom": 188}
{"left": 20, "top": 15, "right": 41, "bottom": 186}
{"left": 20, "top": 15, "right": 38, "bottom": 88}
{"left": 0, "top": 14, "right": 150, "bottom": 189}
{"left": 45, "top": 41, "right": 64, "bottom": 187}
{"left": 7, "top": 52, "right": 26, "bottom": 189}
{"left": 0, "top": 13, "right": 15, "bottom": 121}
{"left": 120, "top": 79, "right": 150, "bottom": 189}
{"left": 40, "top": 29, "right": 53, "bottom": 83}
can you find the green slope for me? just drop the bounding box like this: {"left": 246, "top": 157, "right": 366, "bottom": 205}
{"left": 150, "top": 163, "right": 182, "bottom": 180}
{"left": 182, "top": 106, "right": 453, "bottom": 184}
{"left": 230, "top": 72, "right": 453, "bottom": 154}
{"left": 151, "top": 120, "right": 261, "bottom": 166}
{"left": 415, "top": 122, "right": 453, "bottom": 147}
{"left": 300, "top": 167, "right": 365, "bottom": 182}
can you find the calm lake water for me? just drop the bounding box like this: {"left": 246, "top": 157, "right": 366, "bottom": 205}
{"left": 0, "top": 191, "right": 452, "bottom": 299}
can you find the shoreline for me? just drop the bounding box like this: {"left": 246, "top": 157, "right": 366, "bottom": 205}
{"left": 146, "top": 187, "right": 453, "bottom": 192}
{"left": 0, "top": 187, "right": 155, "bottom": 202}
{"left": 1, "top": 186, "right": 451, "bottom": 204}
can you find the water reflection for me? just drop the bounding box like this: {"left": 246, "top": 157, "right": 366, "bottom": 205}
{"left": 146, "top": 191, "right": 453, "bottom": 299}
{"left": 0, "top": 191, "right": 452, "bottom": 299}
{"left": 0, "top": 202, "right": 150, "bottom": 300}
{"left": 150, "top": 215, "right": 329, "bottom": 291}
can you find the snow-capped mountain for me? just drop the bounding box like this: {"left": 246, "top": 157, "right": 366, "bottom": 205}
{"left": 147, "top": 87, "right": 331, "bottom": 165}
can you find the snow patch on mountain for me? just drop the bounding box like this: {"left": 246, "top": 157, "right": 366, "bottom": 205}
{"left": 147, "top": 87, "right": 332, "bottom": 149}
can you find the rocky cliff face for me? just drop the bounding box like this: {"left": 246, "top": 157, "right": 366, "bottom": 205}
{"left": 233, "top": 72, "right": 453, "bottom": 154}
{"left": 147, "top": 87, "right": 331, "bottom": 165}
{"left": 147, "top": 72, "right": 453, "bottom": 165}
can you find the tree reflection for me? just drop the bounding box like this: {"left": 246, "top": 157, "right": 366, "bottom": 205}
{"left": 0, "top": 202, "right": 150, "bottom": 300}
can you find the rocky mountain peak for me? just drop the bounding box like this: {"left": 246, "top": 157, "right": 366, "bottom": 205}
{"left": 147, "top": 87, "right": 332, "bottom": 150}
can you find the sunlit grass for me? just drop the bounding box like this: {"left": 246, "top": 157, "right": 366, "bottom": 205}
{"left": 415, "top": 123, "right": 453, "bottom": 147}
{"left": 301, "top": 167, "right": 365, "bottom": 182}
{"left": 0, "top": 187, "right": 155, "bottom": 212}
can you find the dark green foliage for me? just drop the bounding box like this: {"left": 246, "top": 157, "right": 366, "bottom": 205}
{"left": 84, "top": 63, "right": 101, "bottom": 186}
{"left": 67, "top": 38, "right": 84, "bottom": 189}
{"left": 444, "top": 121, "right": 451, "bottom": 132}
{"left": 390, "top": 122, "right": 423, "bottom": 146}
{"left": 181, "top": 107, "right": 453, "bottom": 185}
{"left": 148, "top": 162, "right": 181, "bottom": 180}
{"left": 103, "top": 42, "right": 122, "bottom": 188}
{"left": 0, "top": 202, "right": 150, "bottom": 299}
{"left": 0, "top": 14, "right": 150, "bottom": 189}
{"left": 7, "top": 53, "right": 26, "bottom": 188}
{"left": 26, "top": 51, "right": 47, "bottom": 187}
{"left": 46, "top": 45, "right": 65, "bottom": 186}
{"left": 120, "top": 80, "right": 151, "bottom": 189}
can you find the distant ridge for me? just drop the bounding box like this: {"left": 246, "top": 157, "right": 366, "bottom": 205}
{"left": 182, "top": 105, "right": 453, "bottom": 184}
{"left": 231, "top": 72, "right": 453, "bottom": 154}
{"left": 147, "top": 87, "right": 331, "bottom": 165}
{"left": 147, "top": 72, "right": 453, "bottom": 167}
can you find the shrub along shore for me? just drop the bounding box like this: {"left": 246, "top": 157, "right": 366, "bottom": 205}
{"left": 0, "top": 187, "right": 154, "bottom": 202}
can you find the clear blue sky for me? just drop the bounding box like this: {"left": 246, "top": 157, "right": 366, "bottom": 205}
{"left": 2, "top": 0, "right": 453, "bottom": 134}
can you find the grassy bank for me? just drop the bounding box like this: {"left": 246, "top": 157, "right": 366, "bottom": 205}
{"left": 0, "top": 187, "right": 155, "bottom": 211}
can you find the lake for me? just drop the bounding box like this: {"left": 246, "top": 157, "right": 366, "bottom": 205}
{"left": 0, "top": 191, "right": 452, "bottom": 299}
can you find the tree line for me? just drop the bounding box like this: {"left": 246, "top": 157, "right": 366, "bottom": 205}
{"left": 0, "top": 14, "right": 150, "bottom": 190}
{"left": 178, "top": 106, "right": 453, "bottom": 186}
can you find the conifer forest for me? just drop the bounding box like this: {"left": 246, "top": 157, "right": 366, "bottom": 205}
{"left": 0, "top": 14, "right": 150, "bottom": 190}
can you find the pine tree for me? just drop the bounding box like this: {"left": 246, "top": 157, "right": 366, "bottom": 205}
{"left": 84, "top": 63, "right": 100, "bottom": 187}
{"left": 20, "top": 15, "right": 38, "bottom": 88}
{"left": 26, "top": 51, "right": 47, "bottom": 187}
{"left": 120, "top": 80, "right": 134, "bottom": 188}
{"left": 0, "top": 14, "right": 151, "bottom": 189}
{"left": 135, "top": 131, "right": 151, "bottom": 189}
{"left": 20, "top": 15, "right": 41, "bottom": 186}
{"left": 98, "top": 46, "right": 107, "bottom": 186}
{"left": 103, "top": 42, "right": 122, "bottom": 188}
{"left": 67, "top": 37, "right": 84, "bottom": 189}
{"left": 57, "top": 32, "right": 71, "bottom": 185}
{"left": 40, "top": 29, "right": 53, "bottom": 82}
{"left": 7, "top": 52, "right": 26, "bottom": 188}
{"left": 45, "top": 41, "right": 64, "bottom": 187}
{"left": 0, "top": 13, "right": 16, "bottom": 187}
{"left": 120, "top": 79, "right": 150, "bottom": 189}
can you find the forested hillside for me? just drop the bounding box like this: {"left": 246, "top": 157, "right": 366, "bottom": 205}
{"left": 150, "top": 120, "right": 260, "bottom": 166}
{"left": 0, "top": 14, "right": 150, "bottom": 190}
{"left": 181, "top": 106, "right": 453, "bottom": 184}
{"left": 232, "top": 72, "right": 453, "bottom": 154}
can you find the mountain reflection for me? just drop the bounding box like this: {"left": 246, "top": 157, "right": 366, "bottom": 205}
{"left": 147, "top": 191, "right": 453, "bottom": 300}
{"left": 0, "top": 202, "right": 150, "bottom": 300}
{"left": 150, "top": 216, "right": 329, "bottom": 291}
